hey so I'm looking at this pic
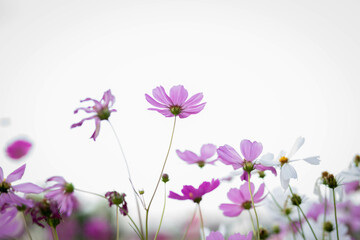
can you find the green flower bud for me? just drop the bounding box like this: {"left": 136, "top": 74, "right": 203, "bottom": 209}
{"left": 291, "top": 194, "right": 302, "bottom": 206}
{"left": 162, "top": 174, "right": 169, "bottom": 183}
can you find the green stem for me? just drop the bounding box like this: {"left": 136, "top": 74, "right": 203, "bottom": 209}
{"left": 154, "top": 184, "right": 167, "bottom": 240}
{"left": 289, "top": 186, "right": 318, "bottom": 240}
{"left": 145, "top": 117, "right": 177, "bottom": 240}
{"left": 127, "top": 214, "right": 144, "bottom": 240}
{"left": 248, "top": 210, "right": 256, "bottom": 238}
{"left": 332, "top": 188, "right": 340, "bottom": 240}
{"left": 51, "top": 227, "right": 59, "bottom": 240}
{"left": 116, "top": 206, "right": 119, "bottom": 240}
{"left": 297, "top": 207, "right": 305, "bottom": 237}
{"left": 22, "top": 212, "right": 33, "bottom": 240}
{"left": 75, "top": 188, "right": 106, "bottom": 199}
{"left": 322, "top": 187, "right": 327, "bottom": 240}
{"left": 182, "top": 207, "right": 197, "bottom": 240}
{"left": 248, "top": 173, "right": 260, "bottom": 240}
{"left": 198, "top": 204, "right": 205, "bottom": 240}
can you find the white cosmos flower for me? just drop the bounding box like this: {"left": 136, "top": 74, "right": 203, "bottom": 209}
{"left": 259, "top": 137, "right": 320, "bottom": 190}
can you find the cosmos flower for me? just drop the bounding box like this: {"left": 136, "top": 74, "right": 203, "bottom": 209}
{"left": 0, "top": 164, "right": 43, "bottom": 209}
{"left": 145, "top": 85, "right": 206, "bottom": 118}
{"left": 217, "top": 139, "right": 276, "bottom": 181}
{"left": 168, "top": 179, "right": 220, "bottom": 203}
{"left": 219, "top": 182, "right": 265, "bottom": 217}
{"left": 45, "top": 176, "right": 77, "bottom": 217}
{"left": 6, "top": 139, "right": 32, "bottom": 160}
{"left": 28, "top": 199, "right": 62, "bottom": 228}
{"left": 104, "top": 191, "right": 128, "bottom": 216}
{"left": 84, "top": 217, "right": 113, "bottom": 240}
{"left": 176, "top": 144, "right": 217, "bottom": 168}
{"left": 259, "top": 137, "right": 320, "bottom": 190}
{"left": 0, "top": 207, "right": 24, "bottom": 239}
{"left": 71, "top": 89, "right": 116, "bottom": 141}
{"left": 206, "top": 231, "right": 253, "bottom": 240}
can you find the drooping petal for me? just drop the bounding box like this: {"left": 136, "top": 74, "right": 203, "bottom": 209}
{"left": 12, "top": 183, "right": 43, "bottom": 194}
{"left": 219, "top": 204, "right": 243, "bottom": 217}
{"left": 6, "top": 164, "right": 26, "bottom": 183}
{"left": 170, "top": 85, "right": 188, "bottom": 106}
{"left": 70, "top": 115, "right": 97, "bottom": 128}
{"left": 183, "top": 92, "right": 204, "bottom": 108}
{"left": 90, "top": 118, "right": 101, "bottom": 141}
{"left": 253, "top": 183, "right": 265, "bottom": 203}
{"left": 287, "top": 137, "right": 305, "bottom": 159}
{"left": 200, "top": 144, "right": 217, "bottom": 159}
{"left": 206, "top": 231, "right": 224, "bottom": 240}
{"left": 240, "top": 140, "right": 263, "bottom": 161}
{"left": 46, "top": 176, "right": 66, "bottom": 184}
{"left": 145, "top": 94, "right": 167, "bottom": 108}
{"left": 217, "top": 145, "right": 243, "bottom": 169}
{"left": 152, "top": 86, "right": 173, "bottom": 105}
{"left": 227, "top": 188, "right": 244, "bottom": 204}
{"left": 176, "top": 150, "right": 200, "bottom": 164}
{"left": 303, "top": 156, "right": 320, "bottom": 165}
{"left": 147, "top": 108, "right": 173, "bottom": 117}
{"left": 280, "top": 177, "right": 290, "bottom": 190}
{"left": 74, "top": 107, "right": 95, "bottom": 114}
{"left": 254, "top": 164, "right": 277, "bottom": 176}
{"left": 281, "top": 163, "right": 298, "bottom": 180}
{"left": 168, "top": 191, "right": 188, "bottom": 200}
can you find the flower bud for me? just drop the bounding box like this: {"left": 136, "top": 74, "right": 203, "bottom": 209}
{"left": 327, "top": 174, "right": 338, "bottom": 189}
{"left": 354, "top": 155, "right": 360, "bottom": 167}
{"left": 291, "top": 194, "right": 302, "bottom": 206}
{"left": 272, "top": 225, "right": 280, "bottom": 234}
{"left": 243, "top": 161, "right": 254, "bottom": 173}
{"left": 258, "top": 171, "right": 266, "bottom": 179}
{"left": 162, "top": 173, "right": 169, "bottom": 183}
{"left": 323, "top": 221, "right": 334, "bottom": 232}
{"left": 259, "top": 228, "right": 269, "bottom": 239}
{"left": 138, "top": 189, "right": 144, "bottom": 195}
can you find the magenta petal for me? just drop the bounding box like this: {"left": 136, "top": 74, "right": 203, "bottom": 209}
{"left": 219, "top": 203, "right": 243, "bottom": 217}
{"left": 71, "top": 115, "right": 97, "bottom": 128}
{"left": 168, "top": 191, "right": 187, "bottom": 200}
{"left": 6, "top": 164, "right": 26, "bottom": 183}
{"left": 74, "top": 107, "right": 95, "bottom": 114}
{"left": 12, "top": 183, "right": 43, "bottom": 194}
{"left": 170, "top": 85, "right": 188, "bottom": 106}
{"left": 227, "top": 188, "right": 244, "bottom": 204}
{"left": 200, "top": 144, "right": 217, "bottom": 159}
{"left": 254, "top": 164, "right": 277, "bottom": 176}
{"left": 240, "top": 171, "right": 249, "bottom": 182}
{"left": 6, "top": 140, "right": 32, "bottom": 160}
{"left": 183, "top": 92, "right": 204, "bottom": 108}
{"left": 240, "top": 140, "right": 263, "bottom": 162}
{"left": 206, "top": 231, "right": 225, "bottom": 240}
{"left": 229, "top": 232, "right": 253, "bottom": 240}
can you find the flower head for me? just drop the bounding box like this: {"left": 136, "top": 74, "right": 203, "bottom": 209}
{"left": 71, "top": 90, "right": 116, "bottom": 141}
{"left": 206, "top": 231, "right": 253, "bottom": 240}
{"left": 176, "top": 144, "right": 217, "bottom": 168}
{"left": 145, "top": 85, "right": 206, "bottom": 118}
{"left": 105, "top": 191, "right": 128, "bottom": 216}
{"left": 168, "top": 179, "right": 220, "bottom": 203}
{"left": 45, "top": 176, "right": 77, "bottom": 217}
{"left": 219, "top": 182, "right": 265, "bottom": 217}
{"left": 259, "top": 137, "right": 320, "bottom": 190}
{"left": 0, "top": 164, "right": 43, "bottom": 209}
{"left": 6, "top": 139, "right": 32, "bottom": 160}
{"left": 28, "top": 198, "right": 62, "bottom": 228}
{"left": 217, "top": 139, "right": 276, "bottom": 181}
{"left": 0, "top": 207, "right": 24, "bottom": 239}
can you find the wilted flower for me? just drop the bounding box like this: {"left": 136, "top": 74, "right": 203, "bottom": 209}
{"left": 45, "top": 176, "right": 77, "bottom": 217}
{"left": 168, "top": 179, "right": 220, "bottom": 203}
{"left": 0, "top": 207, "right": 24, "bottom": 239}
{"left": 0, "top": 164, "right": 43, "bottom": 209}
{"left": 206, "top": 231, "right": 253, "bottom": 240}
{"left": 105, "top": 191, "right": 128, "bottom": 216}
{"left": 71, "top": 89, "right": 116, "bottom": 141}
{"left": 219, "top": 182, "right": 265, "bottom": 217}
{"left": 6, "top": 139, "right": 32, "bottom": 160}
{"left": 145, "top": 85, "right": 206, "bottom": 118}
{"left": 28, "top": 198, "right": 62, "bottom": 228}
{"left": 217, "top": 139, "right": 276, "bottom": 181}
{"left": 259, "top": 137, "right": 320, "bottom": 190}
{"left": 176, "top": 144, "right": 217, "bottom": 168}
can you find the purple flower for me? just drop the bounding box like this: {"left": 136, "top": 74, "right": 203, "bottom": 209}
{"left": 217, "top": 139, "right": 276, "bottom": 181}
{"left": 28, "top": 199, "right": 62, "bottom": 228}
{"left": 84, "top": 217, "right": 113, "bottom": 240}
{"left": 0, "top": 164, "right": 43, "bottom": 209}
{"left": 0, "top": 207, "right": 24, "bottom": 239}
{"left": 344, "top": 180, "right": 359, "bottom": 194}
{"left": 145, "top": 85, "right": 206, "bottom": 118}
{"left": 219, "top": 182, "right": 265, "bottom": 217}
{"left": 206, "top": 231, "right": 253, "bottom": 240}
{"left": 6, "top": 139, "right": 32, "bottom": 160}
{"left": 105, "top": 191, "right": 128, "bottom": 216}
{"left": 168, "top": 179, "right": 220, "bottom": 203}
{"left": 45, "top": 176, "right": 77, "bottom": 217}
{"left": 71, "top": 90, "right": 116, "bottom": 141}
{"left": 176, "top": 144, "right": 217, "bottom": 168}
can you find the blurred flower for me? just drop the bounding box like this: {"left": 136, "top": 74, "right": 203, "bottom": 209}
{"left": 105, "top": 191, "right": 128, "bottom": 216}
{"left": 168, "top": 179, "right": 220, "bottom": 203}
{"left": 344, "top": 181, "right": 359, "bottom": 194}
{"left": 0, "top": 207, "right": 24, "bottom": 239}
{"left": 217, "top": 139, "right": 276, "bottom": 181}
{"left": 176, "top": 144, "right": 217, "bottom": 168}
{"left": 259, "top": 137, "right": 320, "bottom": 190}
{"left": 6, "top": 139, "right": 32, "bottom": 160}
{"left": 45, "top": 176, "right": 77, "bottom": 217}
{"left": 219, "top": 182, "right": 265, "bottom": 217}
{"left": 84, "top": 217, "right": 113, "bottom": 240}
{"left": 56, "top": 218, "right": 79, "bottom": 240}
{"left": 206, "top": 231, "right": 253, "bottom": 240}
{"left": 71, "top": 89, "right": 116, "bottom": 141}
{"left": 145, "top": 85, "right": 206, "bottom": 118}
{"left": 28, "top": 199, "right": 62, "bottom": 228}
{"left": 0, "top": 164, "right": 43, "bottom": 209}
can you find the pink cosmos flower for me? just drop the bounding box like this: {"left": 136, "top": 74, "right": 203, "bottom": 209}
{"left": 45, "top": 176, "right": 77, "bottom": 217}
{"left": 84, "top": 217, "right": 113, "bottom": 240}
{"left": 0, "top": 207, "right": 24, "bottom": 239}
{"left": 344, "top": 180, "right": 359, "bottom": 194}
{"left": 176, "top": 144, "right": 217, "bottom": 168}
{"left": 145, "top": 85, "right": 206, "bottom": 118}
{"left": 6, "top": 139, "right": 32, "bottom": 160}
{"left": 217, "top": 139, "right": 276, "bottom": 181}
{"left": 168, "top": 179, "right": 220, "bottom": 203}
{"left": 206, "top": 231, "right": 253, "bottom": 240}
{"left": 219, "top": 182, "right": 265, "bottom": 217}
{"left": 71, "top": 90, "right": 116, "bottom": 141}
{"left": 0, "top": 164, "right": 43, "bottom": 209}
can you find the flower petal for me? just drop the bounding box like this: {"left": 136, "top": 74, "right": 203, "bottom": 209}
{"left": 281, "top": 163, "right": 298, "bottom": 180}
{"left": 280, "top": 177, "right": 290, "bottom": 190}
{"left": 200, "top": 144, "right": 217, "bottom": 159}
{"left": 219, "top": 203, "right": 243, "bottom": 217}
{"left": 12, "top": 183, "right": 43, "bottom": 194}
{"left": 240, "top": 140, "right": 263, "bottom": 161}
{"left": 6, "top": 164, "right": 26, "bottom": 183}
{"left": 206, "top": 231, "right": 224, "bottom": 240}
{"left": 170, "top": 85, "right": 188, "bottom": 106}
{"left": 183, "top": 92, "right": 204, "bottom": 108}
{"left": 227, "top": 188, "right": 244, "bottom": 204}
{"left": 168, "top": 191, "right": 188, "bottom": 200}
{"left": 303, "top": 156, "right": 320, "bottom": 165}
{"left": 253, "top": 183, "right": 265, "bottom": 203}
{"left": 176, "top": 150, "right": 199, "bottom": 164}
{"left": 70, "top": 115, "right": 97, "bottom": 128}
{"left": 287, "top": 137, "right": 305, "bottom": 159}
{"left": 148, "top": 108, "right": 173, "bottom": 117}
{"left": 258, "top": 153, "right": 277, "bottom": 167}
{"left": 217, "top": 145, "right": 243, "bottom": 169}
{"left": 145, "top": 94, "right": 167, "bottom": 108}
{"left": 47, "top": 176, "right": 66, "bottom": 184}
{"left": 152, "top": 86, "right": 173, "bottom": 105}
{"left": 91, "top": 118, "right": 101, "bottom": 141}
{"left": 0, "top": 167, "right": 3, "bottom": 181}
{"left": 182, "top": 102, "right": 206, "bottom": 114}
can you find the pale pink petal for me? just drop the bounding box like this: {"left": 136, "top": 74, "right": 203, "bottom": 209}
{"left": 12, "top": 183, "right": 43, "bottom": 194}
{"left": 178, "top": 112, "right": 191, "bottom": 118}
{"left": 70, "top": 115, "right": 97, "bottom": 128}
{"left": 152, "top": 86, "right": 173, "bottom": 105}
{"left": 183, "top": 92, "right": 203, "bottom": 108}
{"left": 229, "top": 232, "right": 253, "bottom": 240}
{"left": 219, "top": 203, "right": 243, "bottom": 217}
{"left": 47, "top": 176, "right": 66, "bottom": 184}
{"left": 227, "top": 188, "right": 244, "bottom": 204}
{"left": 254, "top": 164, "right": 277, "bottom": 176}
{"left": 200, "top": 144, "right": 217, "bottom": 159}
{"left": 170, "top": 85, "right": 188, "bottom": 105}
{"left": 217, "top": 145, "right": 243, "bottom": 169}
{"left": 6, "top": 164, "right": 26, "bottom": 183}
{"left": 148, "top": 108, "right": 173, "bottom": 117}
{"left": 145, "top": 94, "right": 167, "bottom": 108}
{"left": 206, "top": 231, "right": 224, "bottom": 240}
{"left": 102, "top": 89, "right": 115, "bottom": 107}
{"left": 91, "top": 118, "right": 101, "bottom": 141}
{"left": 176, "top": 150, "right": 199, "bottom": 164}
{"left": 182, "top": 102, "right": 206, "bottom": 114}
{"left": 240, "top": 140, "right": 263, "bottom": 162}
{"left": 74, "top": 107, "right": 95, "bottom": 114}
{"left": 253, "top": 183, "right": 265, "bottom": 203}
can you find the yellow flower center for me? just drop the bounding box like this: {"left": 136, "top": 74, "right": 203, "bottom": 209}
{"left": 279, "top": 156, "right": 288, "bottom": 166}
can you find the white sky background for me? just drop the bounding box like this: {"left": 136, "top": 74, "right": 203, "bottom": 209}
{"left": 1, "top": 0, "right": 360, "bottom": 233}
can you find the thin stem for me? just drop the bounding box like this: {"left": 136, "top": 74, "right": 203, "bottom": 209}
{"left": 75, "top": 188, "right": 106, "bottom": 199}
{"left": 297, "top": 207, "right": 305, "bottom": 237}
{"left": 248, "top": 210, "right": 256, "bottom": 238}
{"left": 127, "top": 214, "right": 144, "bottom": 240}
{"left": 51, "top": 227, "right": 59, "bottom": 240}
{"left": 322, "top": 187, "right": 328, "bottom": 240}
{"left": 145, "top": 117, "right": 177, "bottom": 240}
{"left": 21, "top": 212, "right": 33, "bottom": 240}
{"left": 182, "top": 207, "right": 197, "bottom": 240}
{"left": 248, "top": 173, "right": 260, "bottom": 240}
{"left": 108, "top": 120, "right": 144, "bottom": 236}
{"left": 332, "top": 188, "right": 340, "bottom": 240}
{"left": 198, "top": 204, "right": 205, "bottom": 240}
{"left": 289, "top": 186, "right": 318, "bottom": 240}
{"left": 116, "top": 206, "right": 120, "bottom": 240}
{"left": 154, "top": 184, "right": 167, "bottom": 240}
